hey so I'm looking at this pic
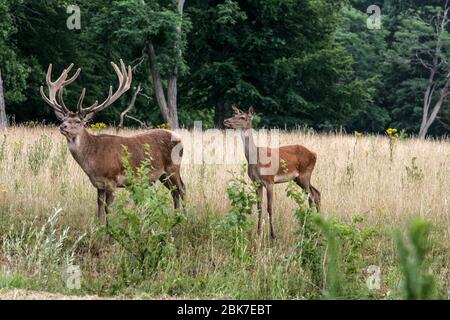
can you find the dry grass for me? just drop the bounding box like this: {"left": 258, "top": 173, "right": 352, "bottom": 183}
{"left": 1, "top": 126, "right": 448, "bottom": 238}
{"left": 0, "top": 126, "right": 449, "bottom": 298}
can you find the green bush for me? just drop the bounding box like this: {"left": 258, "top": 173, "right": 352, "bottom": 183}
{"left": 216, "top": 163, "right": 259, "bottom": 261}
{"left": 50, "top": 142, "right": 68, "bottom": 178}
{"left": 286, "top": 180, "right": 376, "bottom": 299}
{"left": 27, "top": 134, "right": 52, "bottom": 174}
{"left": 0, "top": 208, "right": 84, "bottom": 278}
{"left": 100, "top": 145, "right": 184, "bottom": 284}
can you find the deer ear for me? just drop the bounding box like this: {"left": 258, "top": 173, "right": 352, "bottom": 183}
{"left": 82, "top": 112, "right": 95, "bottom": 124}
{"left": 232, "top": 106, "right": 241, "bottom": 114}
{"left": 248, "top": 106, "right": 255, "bottom": 116}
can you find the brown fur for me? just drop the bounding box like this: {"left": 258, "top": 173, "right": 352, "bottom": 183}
{"left": 224, "top": 106, "right": 320, "bottom": 239}
{"left": 39, "top": 61, "right": 185, "bottom": 225}
{"left": 67, "top": 128, "right": 185, "bottom": 225}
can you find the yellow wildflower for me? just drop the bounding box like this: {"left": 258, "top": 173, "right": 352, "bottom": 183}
{"left": 386, "top": 128, "right": 399, "bottom": 139}
{"left": 90, "top": 122, "right": 108, "bottom": 130}
{"left": 157, "top": 123, "right": 171, "bottom": 129}
{"left": 354, "top": 131, "right": 362, "bottom": 137}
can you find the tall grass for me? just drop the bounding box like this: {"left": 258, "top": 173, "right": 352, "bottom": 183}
{"left": 0, "top": 125, "right": 448, "bottom": 299}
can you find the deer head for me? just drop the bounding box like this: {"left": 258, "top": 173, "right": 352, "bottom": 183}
{"left": 40, "top": 59, "right": 132, "bottom": 139}
{"left": 223, "top": 106, "right": 255, "bottom": 129}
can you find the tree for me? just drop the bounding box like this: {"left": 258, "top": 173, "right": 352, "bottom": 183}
{"left": 185, "top": 0, "right": 373, "bottom": 129}
{"left": 93, "top": 0, "right": 190, "bottom": 128}
{"left": 335, "top": 5, "right": 390, "bottom": 132}
{"left": 0, "top": 0, "right": 29, "bottom": 113}
{"left": 416, "top": 2, "right": 450, "bottom": 137}
{"left": 145, "top": 0, "right": 186, "bottom": 129}
{"left": 390, "top": 2, "right": 450, "bottom": 137}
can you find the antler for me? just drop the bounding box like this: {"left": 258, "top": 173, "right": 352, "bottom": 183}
{"left": 78, "top": 59, "right": 132, "bottom": 117}
{"left": 40, "top": 63, "right": 81, "bottom": 115}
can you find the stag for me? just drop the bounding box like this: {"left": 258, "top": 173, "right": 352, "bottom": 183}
{"left": 224, "top": 106, "right": 320, "bottom": 239}
{"left": 40, "top": 60, "right": 185, "bottom": 225}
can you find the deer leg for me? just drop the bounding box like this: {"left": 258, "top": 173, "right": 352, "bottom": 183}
{"left": 105, "top": 190, "right": 115, "bottom": 214}
{"left": 310, "top": 185, "right": 321, "bottom": 212}
{"left": 266, "top": 183, "right": 276, "bottom": 240}
{"left": 160, "top": 174, "right": 181, "bottom": 210}
{"left": 294, "top": 176, "right": 314, "bottom": 208}
{"left": 170, "top": 173, "right": 186, "bottom": 212}
{"left": 97, "top": 189, "right": 107, "bottom": 226}
{"left": 256, "top": 185, "right": 263, "bottom": 235}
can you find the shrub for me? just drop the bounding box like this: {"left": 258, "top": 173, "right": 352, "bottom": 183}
{"left": 100, "top": 145, "right": 184, "bottom": 283}
{"left": 27, "top": 134, "right": 52, "bottom": 174}
{"left": 286, "top": 180, "right": 376, "bottom": 298}
{"left": 0, "top": 208, "right": 85, "bottom": 278}
{"left": 215, "top": 163, "right": 259, "bottom": 261}
{"left": 50, "top": 142, "right": 69, "bottom": 178}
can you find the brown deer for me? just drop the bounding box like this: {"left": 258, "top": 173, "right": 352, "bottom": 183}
{"left": 224, "top": 106, "right": 320, "bottom": 239}
{"left": 40, "top": 60, "right": 185, "bottom": 225}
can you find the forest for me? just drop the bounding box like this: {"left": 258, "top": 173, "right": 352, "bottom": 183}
{"left": 0, "top": 0, "right": 449, "bottom": 301}
{"left": 1, "top": 0, "right": 450, "bottom": 137}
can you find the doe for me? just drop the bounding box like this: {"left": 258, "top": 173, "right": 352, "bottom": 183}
{"left": 224, "top": 106, "right": 320, "bottom": 239}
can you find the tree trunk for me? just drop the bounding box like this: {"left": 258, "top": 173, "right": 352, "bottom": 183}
{"left": 167, "top": 74, "right": 179, "bottom": 128}
{"left": 419, "top": 73, "right": 450, "bottom": 138}
{"left": 214, "top": 98, "right": 229, "bottom": 128}
{"left": 0, "top": 71, "right": 7, "bottom": 130}
{"left": 145, "top": 36, "right": 173, "bottom": 126}
{"left": 143, "top": 0, "right": 185, "bottom": 129}
{"left": 417, "top": 3, "right": 450, "bottom": 138}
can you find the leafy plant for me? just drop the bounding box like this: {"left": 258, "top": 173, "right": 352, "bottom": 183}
{"left": 50, "top": 142, "right": 69, "bottom": 178}
{"left": 100, "top": 145, "right": 184, "bottom": 283}
{"left": 27, "top": 134, "right": 52, "bottom": 174}
{"left": 286, "top": 180, "right": 324, "bottom": 294}
{"left": 395, "top": 219, "right": 436, "bottom": 299}
{"left": 1, "top": 208, "right": 84, "bottom": 278}
{"left": 216, "top": 163, "right": 259, "bottom": 261}
{"left": 405, "top": 157, "right": 424, "bottom": 182}
{"left": 287, "top": 181, "right": 376, "bottom": 298}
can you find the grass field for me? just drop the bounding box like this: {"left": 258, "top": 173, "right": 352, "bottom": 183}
{"left": 0, "top": 126, "right": 448, "bottom": 299}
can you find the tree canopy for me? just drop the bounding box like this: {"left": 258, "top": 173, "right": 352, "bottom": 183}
{"left": 0, "top": 0, "right": 449, "bottom": 136}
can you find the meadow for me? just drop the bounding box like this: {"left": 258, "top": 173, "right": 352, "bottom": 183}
{"left": 0, "top": 125, "right": 448, "bottom": 299}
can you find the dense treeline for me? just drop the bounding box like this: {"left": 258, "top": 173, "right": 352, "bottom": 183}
{"left": 0, "top": 0, "right": 449, "bottom": 136}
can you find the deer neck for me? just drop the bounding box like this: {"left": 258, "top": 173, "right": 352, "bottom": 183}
{"left": 241, "top": 128, "right": 257, "bottom": 166}
{"left": 66, "top": 128, "right": 95, "bottom": 165}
